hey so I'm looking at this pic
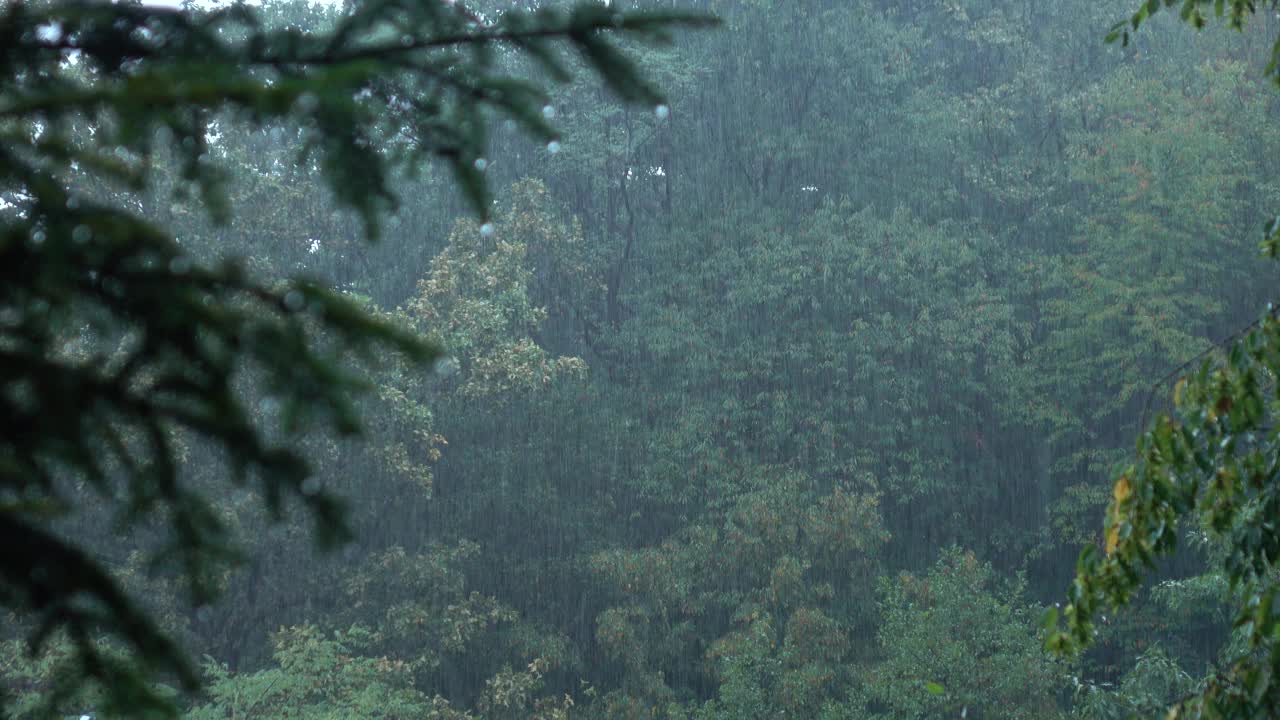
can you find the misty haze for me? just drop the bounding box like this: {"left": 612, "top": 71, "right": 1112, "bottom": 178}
{"left": 3, "top": 0, "right": 1280, "bottom": 718}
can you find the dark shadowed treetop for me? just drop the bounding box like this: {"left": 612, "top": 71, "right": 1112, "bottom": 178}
{"left": 0, "top": 0, "right": 713, "bottom": 715}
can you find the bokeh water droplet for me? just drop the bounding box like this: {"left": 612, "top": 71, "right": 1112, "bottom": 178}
{"left": 474, "top": 157, "right": 488, "bottom": 171}
{"left": 296, "top": 92, "right": 319, "bottom": 113}
{"left": 546, "top": 140, "right": 561, "bottom": 154}
{"left": 655, "top": 104, "right": 670, "bottom": 119}
{"left": 479, "top": 222, "right": 495, "bottom": 237}
{"left": 283, "top": 289, "right": 306, "bottom": 311}
{"left": 542, "top": 105, "right": 555, "bottom": 119}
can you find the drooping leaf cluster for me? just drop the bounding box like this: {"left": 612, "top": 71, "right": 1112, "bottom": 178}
{"left": 1050, "top": 304, "right": 1280, "bottom": 717}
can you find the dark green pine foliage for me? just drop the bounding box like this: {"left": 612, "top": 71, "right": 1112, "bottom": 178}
{"left": 0, "top": 0, "right": 712, "bottom": 715}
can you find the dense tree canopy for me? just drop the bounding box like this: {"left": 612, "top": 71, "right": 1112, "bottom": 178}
{"left": 4, "top": 0, "right": 1280, "bottom": 718}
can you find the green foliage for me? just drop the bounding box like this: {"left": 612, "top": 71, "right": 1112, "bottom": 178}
{"left": 404, "top": 180, "right": 592, "bottom": 399}
{"left": 591, "top": 467, "right": 888, "bottom": 718}
{"left": 0, "top": 0, "right": 711, "bottom": 714}
{"left": 11, "top": 0, "right": 1280, "bottom": 718}
{"left": 864, "top": 549, "right": 1067, "bottom": 720}
{"left": 186, "top": 625, "right": 430, "bottom": 720}
{"left": 1106, "top": 0, "right": 1280, "bottom": 81}
{"left": 185, "top": 625, "right": 575, "bottom": 720}
{"left": 1045, "top": 6, "right": 1280, "bottom": 718}
{"left": 1072, "top": 646, "right": 1197, "bottom": 720}
{"left": 1050, "top": 308, "right": 1280, "bottom": 717}
{"left": 0, "top": 631, "right": 179, "bottom": 719}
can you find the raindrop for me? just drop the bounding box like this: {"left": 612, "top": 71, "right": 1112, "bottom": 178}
{"left": 400, "top": 34, "right": 414, "bottom": 47}
{"left": 546, "top": 140, "right": 561, "bottom": 154}
{"left": 29, "top": 230, "right": 46, "bottom": 246}
{"left": 541, "top": 104, "right": 555, "bottom": 119}
{"left": 479, "top": 222, "right": 494, "bottom": 237}
{"left": 654, "top": 103, "right": 669, "bottom": 120}
{"left": 169, "top": 256, "right": 192, "bottom": 274}
{"left": 301, "top": 476, "right": 322, "bottom": 495}
{"left": 473, "top": 157, "right": 488, "bottom": 172}
{"left": 258, "top": 397, "right": 280, "bottom": 416}
{"left": 71, "top": 225, "right": 92, "bottom": 244}
{"left": 283, "top": 289, "right": 306, "bottom": 311}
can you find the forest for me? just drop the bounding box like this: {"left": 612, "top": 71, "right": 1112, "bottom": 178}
{"left": 4, "top": 0, "right": 1280, "bottom": 718}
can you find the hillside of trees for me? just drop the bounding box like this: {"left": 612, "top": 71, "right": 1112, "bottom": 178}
{"left": 4, "top": 0, "right": 1280, "bottom": 717}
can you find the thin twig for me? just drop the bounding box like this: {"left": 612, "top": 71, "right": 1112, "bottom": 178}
{"left": 1137, "top": 303, "right": 1280, "bottom": 433}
